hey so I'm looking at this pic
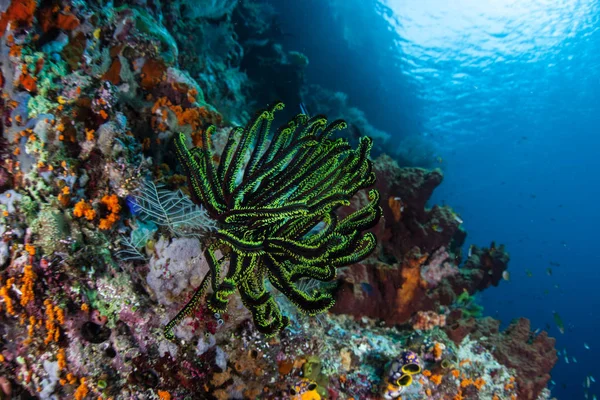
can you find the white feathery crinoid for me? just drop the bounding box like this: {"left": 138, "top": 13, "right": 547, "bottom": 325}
{"left": 131, "top": 180, "right": 216, "bottom": 238}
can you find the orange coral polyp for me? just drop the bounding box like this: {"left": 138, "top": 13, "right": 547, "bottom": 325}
{"left": 432, "top": 342, "right": 443, "bottom": 359}
{"left": 25, "top": 244, "right": 35, "bottom": 255}
{"left": 26, "top": 315, "right": 36, "bottom": 339}
{"left": 0, "top": 279, "right": 15, "bottom": 315}
{"left": 157, "top": 390, "right": 171, "bottom": 400}
{"left": 43, "top": 299, "right": 56, "bottom": 344}
{"left": 460, "top": 378, "right": 473, "bottom": 388}
{"left": 74, "top": 378, "right": 88, "bottom": 400}
{"left": 99, "top": 213, "right": 119, "bottom": 230}
{"left": 73, "top": 199, "right": 96, "bottom": 221}
{"left": 19, "top": 264, "right": 35, "bottom": 307}
{"left": 430, "top": 374, "right": 443, "bottom": 385}
{"left": 98, "top": 194, "right": 121, "bottom": 230}
{"left": 473, "top": 377, "right": 486, "bottom": 390}
{"left": 453, "top": 391, "right": 465, "bottom": 400}
{"left": 57, "top": 348, "right": 67, "bottom": 370}
{"left": 101, "top": 194, "right": 121, "bottom": 214}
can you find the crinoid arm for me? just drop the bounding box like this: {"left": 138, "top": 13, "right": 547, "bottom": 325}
{"left": 164, "top": 270, "right": 211, "bottom": 340}
{"left": 165, "top": 102, "right": 382, "bottom": 339}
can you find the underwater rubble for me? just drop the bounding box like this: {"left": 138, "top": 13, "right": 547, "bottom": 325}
{"left": 0, "top": 1, "right": 557, "bottom": 399}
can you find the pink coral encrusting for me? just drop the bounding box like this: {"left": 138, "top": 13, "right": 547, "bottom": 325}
{"left": 420, "top": 246, "right": 459, "bottom": 288}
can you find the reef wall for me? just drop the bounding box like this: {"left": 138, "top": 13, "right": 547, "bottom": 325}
{"left": 0, "top": 1, "right": 557, "bottom": 399}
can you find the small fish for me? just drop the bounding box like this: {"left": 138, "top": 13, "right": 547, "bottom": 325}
{"left": 550, "top": 380, "right": 556, "bottom": 386}
{"left": 526, "top": 269, "right": 533, "bottom": 277}
{"left": 546, "top": 268, "right": 553, "bottom": 276}
{"left": 587, "top": 376, "right": 591, "bottom": 388}
{"left": 432, "top": 224, "right": 444, "bottom": 233}
{"left": 436, "top": 156, "right": 443, "bottom": 163}
{"left": 585, "top": 343, "right": 590, "bottom": 350}
{"left": 572, "top": 357, "right": 577, "bottom": 363}
{"left": 593, "top": 395, "right": 597, "bottom": 400}
{"left": 533, "top": 328, "right": 541, "bottom": 335}
{"left": 553, "top": 312, "right": 565, "bottom": 334}
{"left": 591, "top": 376, "right": 596, "bottom": 383}
{"left": 565, "top": 356, "right": 569, "bottom": 364}
{"left": 502, "top": 271, "right": 510, "bottom": 281}
{"left": 468, "top": 245, "right": 473, "bottom": 258}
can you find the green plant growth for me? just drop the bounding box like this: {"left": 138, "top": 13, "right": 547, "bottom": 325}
{"left": 455, "top": 290, "right": 484, "bottom": 318}
{"left": 164, "top": 102, "right": 381, "bottom": 338}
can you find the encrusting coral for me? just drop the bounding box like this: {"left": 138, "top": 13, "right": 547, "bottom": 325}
{"left": 165, "top": 101, "right": 382, "bottom": 338}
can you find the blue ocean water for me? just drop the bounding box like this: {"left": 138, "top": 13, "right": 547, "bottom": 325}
{"left": 271, "top": 0, "right": 600, "bottom": 398}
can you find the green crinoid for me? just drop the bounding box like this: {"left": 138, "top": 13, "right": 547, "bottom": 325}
{"left": 164, "top": 101, "right": 381, "bottom": 339}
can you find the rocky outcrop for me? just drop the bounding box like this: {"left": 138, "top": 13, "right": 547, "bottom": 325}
{"left": 445, "top": 317, "right": 557, "bottom": 400}
{"left": 332, "top": 156, "right": 509, "bottom": 325}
